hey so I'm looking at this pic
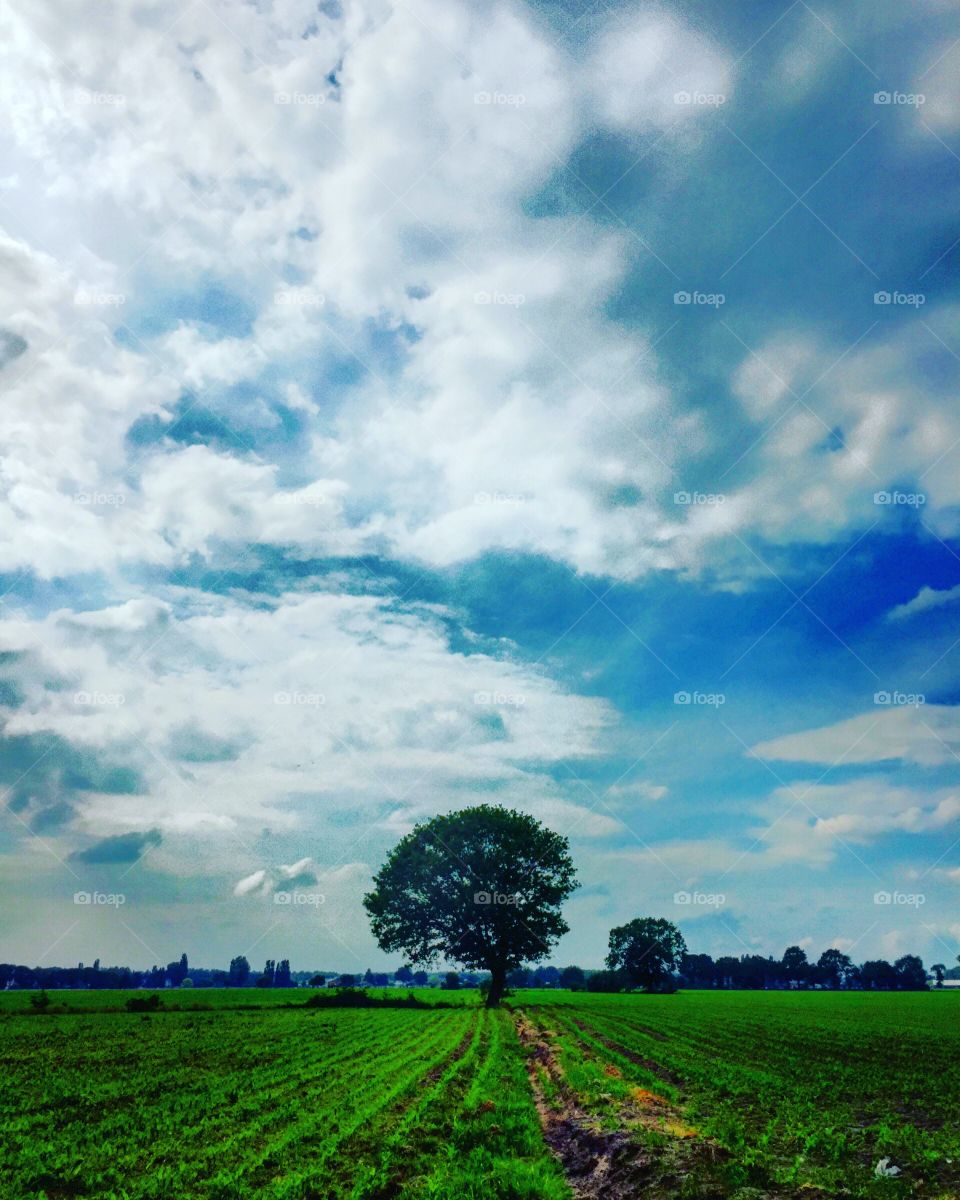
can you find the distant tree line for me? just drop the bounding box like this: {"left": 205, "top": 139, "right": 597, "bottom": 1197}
{"left": 0, "top": 932, "right": 946, "bottom": 996}
{"left": 674, "top": 945, "right": 931, "bottom": 991}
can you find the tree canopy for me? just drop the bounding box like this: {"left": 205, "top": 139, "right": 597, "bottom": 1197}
{"left": 605, "top": 917, "right": 687, "bottom": 992}
{"left": 363, "top": 804, "right": 577, "bottom": 1006}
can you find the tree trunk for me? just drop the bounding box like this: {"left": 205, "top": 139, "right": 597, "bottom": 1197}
{"left": 486, "top": 962, "right": 507, "bottom": 1008}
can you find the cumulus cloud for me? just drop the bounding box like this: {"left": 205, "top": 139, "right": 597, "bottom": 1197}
{"left": 751, "top": 780, "right": 960, "bottom": 866}
{"left": 0, "top": 589, "right": 616, "bottom": 857}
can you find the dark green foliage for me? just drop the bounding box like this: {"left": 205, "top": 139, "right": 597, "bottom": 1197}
{"left": 605, "top": 917, "right": 686, "bottom": 992}
{"left": 125, "top": 993, "right": 164, "bottom": 1012}
{"left": 364, "top": 804, "right": 577, "bottom": 1007}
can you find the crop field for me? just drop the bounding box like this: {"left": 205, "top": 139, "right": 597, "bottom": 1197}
{"left": 1, "top": 989, "right": 956, "bottom": 1200}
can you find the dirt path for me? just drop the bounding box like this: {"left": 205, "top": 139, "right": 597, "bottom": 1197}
{"left": 515, "top": 1013, "right": 651, "bottom": 1199}
{"left": 516, "top": 1011, "right": 833, "bottom": 1200}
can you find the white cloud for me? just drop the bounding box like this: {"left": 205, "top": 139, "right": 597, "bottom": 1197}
{"left": 0, "top": 590, "right": 616, "bottom": 848}
{"left": 588, "top": 9, "right": 730, "bottom": 131}
{"left": 0, "top": 0, "right": 738, "bottom": 585}
{"left": 752, "top": 705, "right": 960, "bottom": 768}
{"left": 887, "top": 583, "right": 960, "bottom": 622}
{"left": 750, "top": 779, "right": 960, "bottom": 865}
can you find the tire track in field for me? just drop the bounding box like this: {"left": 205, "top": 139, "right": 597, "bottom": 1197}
{"left": 516, "top": 1011, "right": 735, "bottom": 1200}
{"left": 515, "top": 1012, "right": 653, "bottom": 1199}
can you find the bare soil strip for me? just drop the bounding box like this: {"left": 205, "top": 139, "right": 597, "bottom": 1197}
{"left": 515, "top": 1013, "right": 728, "bottom": 1200}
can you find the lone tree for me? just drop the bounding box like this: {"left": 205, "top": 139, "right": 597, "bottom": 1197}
{"left": 606, "top": 917, "right": 687, "bottom": 992}
{"left": 363, "top": 804, "right": 577, "bottom": 1007}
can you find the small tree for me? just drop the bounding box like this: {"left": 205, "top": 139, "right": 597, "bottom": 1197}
{"left": 894, "top": 954, "right": 928, "bottom": 991}
{"left": 606, "top": 917, "right": 686, "bottom": 992}
{"left": 395, "top": 965, "right": 414, "bottom": 984}
{"left": 781, "top": 945, "right": 809, "bottom": 986}
{"left": 817, "top": 948, "right": 854, "bottom": 990}
{"left": 364, "top": 805, "right": 577, "bottom": 1008}
{"left": 442, "top": 971, "right": 460, "bottom": 990}
{"left": 309, "top": 974, "right": 326, "bottom": 987}
{"left": 29, "top": 990, "right": 51, "bottom": 1012}
{"left": 932, "top": 963, "right": 946, "bottom": 987}
{"left": 228, "top": 956, "right": 250, "bottom": 987}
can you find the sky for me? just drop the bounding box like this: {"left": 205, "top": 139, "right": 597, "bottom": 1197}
{"left": 0, "top": 0, "right": 959, "bottom": 975}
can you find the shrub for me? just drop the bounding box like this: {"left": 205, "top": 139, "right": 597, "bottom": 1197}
{"left": 125, "top": 993, "right": 164, "bottom": 1013}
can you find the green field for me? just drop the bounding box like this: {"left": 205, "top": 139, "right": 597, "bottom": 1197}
{"left": 1, "top": 989, "right": 956, "bottom": 1199}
